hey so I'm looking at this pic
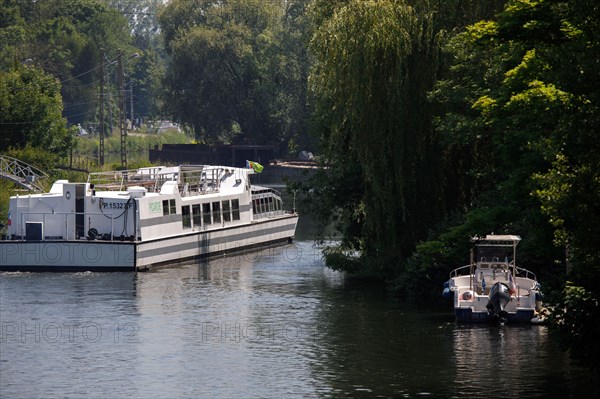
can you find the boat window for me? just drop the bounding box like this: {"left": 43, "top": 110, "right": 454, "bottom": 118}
{"left": 232, "top": 199, "right": 240, "bottom": 221}
{"left": 169, "top": 199, "right": 176, "bottom": 215}
{"left": 252, "top": 199, "right": 258, "bottom": 215}
{"left": 222, "top": 200, "right": 231, "bottom": 222}
{"left": 203, "top": 203, "right": 211, "bottom": 225}
{"left": 162, "top": 200, "right": 169, "bottom": 216}
{"left": 182, "top": 205, "right": 191, "bottom": 229}
{"left": 477, "top": 247, "right": 513, "bottom": 263}
{"left": 212, "top": 201, "right": 221, "bottom": 223}
{"left": 192, "top": 204, "right": 201, "bottom": 227}
{"left": 268, "top": 197, "right": 274, "bottom": 213}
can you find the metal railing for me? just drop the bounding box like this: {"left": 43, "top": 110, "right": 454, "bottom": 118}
{"left": 88, "top": 165, "right": 225, "bottom": 195}
{"left": 12, "top": 211, "right": 116, "bottom": 241}
{"left": 449, "top": 264, "right": 472, "bottom": 278}
{"left": 450, "top": 263, "right": 537, "bottom": 281}
{"left": 0, "top": 155, "right": 48, "bottom": 193}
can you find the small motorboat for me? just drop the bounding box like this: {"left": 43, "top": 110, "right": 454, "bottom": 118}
{"left": 443, "top": 234, "right": 544, "bottom": 324}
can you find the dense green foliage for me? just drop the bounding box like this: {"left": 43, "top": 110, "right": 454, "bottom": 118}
{"left": 158, "top": 0, "right": 311, "bottom": 149}
{"left": 306, "top": 0, "right": 599, "bottom": 372}
{"left": 0, "top": 66, "right": 73, "bottom": 155}
{"left": 305, "top": 0, "right": 506, "bottom": 274}
{"left": 431, "top": 0, "right": 599, "bottom": 372}
{"left": 0, "top": 0, "right": 166, "bottom": 129}
{"left": 309, "top": 0, "right": 427, "bottom": 266}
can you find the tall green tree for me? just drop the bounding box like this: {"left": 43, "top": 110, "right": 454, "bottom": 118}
{"left": 0, "top": 66, "right": 73, "bottom": 156}
{"left": 309, "top": 0, "right": 432, "bottom": 268}
{"left": 110, "top": 0, "right": 164, "bottom": 50}
{"left": 159, "top": 0, "right": 310, "bottom": 146}
{"left": 429, "top": 0, "right": 599, "bottom": 371}
{"left": 306, "top": 0, "right": 505, "bottom": 274}
{"left": 109, "top": 0, "right": 167, "bottom": 120}
{"left": 0, "top": 0, "right": 137, "bottom": 127}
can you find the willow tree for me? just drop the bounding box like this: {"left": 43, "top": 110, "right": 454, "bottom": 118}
{"left": 309, "top": 0, "right": 445, "bottom": 270}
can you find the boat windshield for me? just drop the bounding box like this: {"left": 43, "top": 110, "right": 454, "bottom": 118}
{"left": 476, "top": 246, "right": 514, "bottom": 263}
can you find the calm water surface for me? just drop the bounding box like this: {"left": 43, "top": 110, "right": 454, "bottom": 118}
{"left": 1, "top": 238, "right": 598, "bottom": 398}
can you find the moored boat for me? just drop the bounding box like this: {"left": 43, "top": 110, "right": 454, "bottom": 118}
{"left": 442, "top": 234, "right": 543, "bottom": 324}
{"left": 0, "top": 164, "right": 298, "bottom": 271}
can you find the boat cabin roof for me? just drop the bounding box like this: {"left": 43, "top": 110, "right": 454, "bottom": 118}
{"left": 471, "top": 234, "right": 521, "bottom": 246}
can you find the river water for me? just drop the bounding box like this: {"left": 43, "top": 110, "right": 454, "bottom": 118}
{"left": 1, "top": 219, "right": 598, "bottom": 398}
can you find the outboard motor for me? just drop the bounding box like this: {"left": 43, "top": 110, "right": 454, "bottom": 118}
{"left": 487, "top": 282, "right": 511, "bottom": 325}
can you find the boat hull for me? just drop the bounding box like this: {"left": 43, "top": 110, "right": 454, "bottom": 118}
{"left": 0, "top": 215, "right": 298, "bottom": 272}
{"left": 455, "top": 307, "right": 535, "bottom": 324}
{"left": 0, "top": 241, "right": 135, "bottom": 272}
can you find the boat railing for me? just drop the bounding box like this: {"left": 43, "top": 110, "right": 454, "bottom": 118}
{"left": 253, "top": 209, "right": 287, "bottom": 220}
{"left": 88, "top": 167, "right": 166, "bottom": 191}
{"left": 449, "top": 264, "right": 472, "bottom": 278}
{"left": 449, "top": 263, "right": 537, "bottom": 283}
{"left": 515, "top": 266, "right": 537, "bottom": 281}
{"left": 87, "top": 165, "right": 228, "bottom": 195}
{"left": 12, "top": 211, "right": 120, "bottom": 241}
{"left": 178, "top": 166, "right": 222, "bottom": 196}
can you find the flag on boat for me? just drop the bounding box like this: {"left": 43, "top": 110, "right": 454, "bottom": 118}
{"left": 508, "top": 271, "right": 517, "bottom": 295}
{"left": 246, "top": 160, "right": 264, "bottom": 173}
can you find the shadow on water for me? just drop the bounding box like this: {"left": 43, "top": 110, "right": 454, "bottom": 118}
{"left": 301, "top": 283, "right": 598, "bottom": 398}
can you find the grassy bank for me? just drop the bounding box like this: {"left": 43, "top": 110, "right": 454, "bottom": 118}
{"left": 75, "top": 130, "right": 191, "bottom": 156}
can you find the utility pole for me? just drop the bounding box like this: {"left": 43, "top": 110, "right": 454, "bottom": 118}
{"left": 117, "top": 51, "right": 127, "bottom": 170}
{"left": 99, "top": 49, "right": 105, "bottom": 166}
{"left": 107, "top": 75, "right": 113, "bottom": 135}
{"left": 130, "top": 81, "right": 134, "bottom": 131}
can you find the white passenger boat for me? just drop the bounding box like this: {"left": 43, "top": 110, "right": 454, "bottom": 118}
{"left": 442, "top": 235, "right": 543, "bottom": 324}
{"left": 0, "top": 165, "right": 298, "bottom": 271}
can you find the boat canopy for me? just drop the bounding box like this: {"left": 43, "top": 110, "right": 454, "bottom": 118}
{"left": 471, "top": 234, "right": 521, "bottom": 245}
{"left": 470, "top": 234, "right": 520, "bottom": 265}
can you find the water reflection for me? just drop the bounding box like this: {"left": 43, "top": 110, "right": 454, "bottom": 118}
{"left": 125, "top": 242, "right": 339, "bottom": 398}
{"left": 306, "top": 286, "right": 456, "bottom": 397}
{"left": 1, "top": 241, "right": 598, "bottom": 398}
{"left": 452, "top": 325, "right": 547, "bottom": 396}
{"left": 451, "top": 324, "right": 596, "bottom": 397}
{"left": 0, "top": 272, "right": 140, "bottom": 399}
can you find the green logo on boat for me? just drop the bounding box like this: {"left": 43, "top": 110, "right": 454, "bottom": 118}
{"left": 149, "top": 201, "right": 162, "bottom": 214}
